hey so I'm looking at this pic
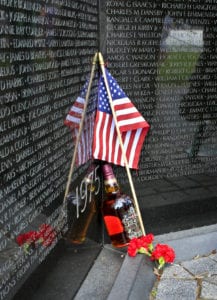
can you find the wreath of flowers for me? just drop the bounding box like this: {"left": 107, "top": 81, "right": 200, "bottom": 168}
{"left": 128, "top": 233, "right": 175, "bottom": 271}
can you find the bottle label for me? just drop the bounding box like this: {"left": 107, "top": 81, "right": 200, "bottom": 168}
{"left": 104, "top": 216, "right": 124, "bottom": 236}
{"left": 121, "top": 207, "right": 143, "bottom": 239}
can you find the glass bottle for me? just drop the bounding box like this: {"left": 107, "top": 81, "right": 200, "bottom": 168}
{"left": 102, "top": 163, "right": 143, "bottom": 248}
{"left": 67, "top": 167, "right": 96, "bottom": 244}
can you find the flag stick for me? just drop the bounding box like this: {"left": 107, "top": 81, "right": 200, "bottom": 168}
{"left": 60, "top": 52, "right": 98, "bottom": 225}
{"left": 98, "top": 52, "right": 146, "bottom": 235}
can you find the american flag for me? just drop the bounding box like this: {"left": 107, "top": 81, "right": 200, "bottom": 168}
{"left": 65, "top": 80, "right": 96, "bottom": 166}
{"left": 92, "top": 69, "right": 150, "bottom": 169}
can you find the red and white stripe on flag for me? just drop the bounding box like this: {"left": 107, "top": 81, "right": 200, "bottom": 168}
{"left": 65, "top": 94, "right": 95, "bottom": 166}
{"left": 92, "top": 69, "right": 150, "bottom": 169}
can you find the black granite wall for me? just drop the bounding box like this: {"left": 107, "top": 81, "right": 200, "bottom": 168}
{"left": 104, "top": 0, "right": 217, "bottom": 233}
{"left": 0, "top": 0, "right": 99, "bottom": 299}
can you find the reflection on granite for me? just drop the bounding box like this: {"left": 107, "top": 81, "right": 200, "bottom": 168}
{"left": 13, "top": 239, "right": 102, "bottom": 300}
{"left": 132, "top": 173, "right": 217, "bottom": 234}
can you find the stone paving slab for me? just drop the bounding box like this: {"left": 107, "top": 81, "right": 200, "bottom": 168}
{"left": 160, "top": 264, "right": 194, "bottom": 279}
{"left": 210, "top": 253, "right": 217, "bottom": 262}
{"left": 155, "top": 278, "right": 197, "bottom": 300}
{"left": 181, "top": 256, "right": 217, "bottom": 276}
{"left": 154, "top": 253, "right": 217, "bottom": 300}
{"left": 201, "top": 278, "right": 217, "bottom": 299}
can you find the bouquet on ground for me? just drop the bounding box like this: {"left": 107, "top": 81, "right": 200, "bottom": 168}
{"left": 16, "top": 223, "right": 57, "bottom": 253}
{"left": 128, "top": 234, "right": 175, "bottom": 273}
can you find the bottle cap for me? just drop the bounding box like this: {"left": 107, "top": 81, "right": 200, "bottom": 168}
{"left": 102, "top": 164, "right": 114, "bottom": 180}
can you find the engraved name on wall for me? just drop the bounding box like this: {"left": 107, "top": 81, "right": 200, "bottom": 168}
{"left": 0, "top": 0, "right": 98, "bottom": 298}
{"left": 106, "top": 0, "right": 217, "bottom": 182}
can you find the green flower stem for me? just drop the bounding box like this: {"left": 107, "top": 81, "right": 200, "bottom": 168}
{"left": 158, "top": 257, "right": 165, "bottom": 269}
{"left": 148, "top": 243, "right": 154, "bottom": 252}
{"left": 23, "top": 243, "right": 30, "bottom": 254}
{"left": 138, "top": 247, "right": 151, "bottom": 256}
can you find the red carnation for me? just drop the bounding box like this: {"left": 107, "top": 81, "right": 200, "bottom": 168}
{"left": 139, "top": 234, "right": 154, "bottom": 249}
{"left": 127, "top": 233, "right": 175, "bottom": 273}
{"left": 27, "top": 231, "right": 40, "bottom": 242}
{"left": 128, "top": 234, "right": 154, "bottom": 257}
{"left": 151, "top": 244, "right": 175, "bottom": 263}
{"left": 38, "top": 223, "right": 56, "bottom": 247}
{"left": 16, "top": 223, "right": 57, "bottom": 253}
{"left": 16, "top": 231, "right": 39, "bottom": 246}
{"left": 128, "top": 238, "right": 140, "bottom": 257}
{"left": 16, "top": 233, "right": 28, "bottom": 246}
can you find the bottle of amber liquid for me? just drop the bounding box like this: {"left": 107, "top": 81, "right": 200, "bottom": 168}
{"left": 102, "top": 163, "right": 143, "bottom": 248}
{"left": 67, "top": 169, "right": 96, "bottom": 244}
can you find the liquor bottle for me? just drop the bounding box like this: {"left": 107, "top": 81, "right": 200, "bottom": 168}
{"left": 67, "top": 167, "right": 97, "bottom": 244}
{"left": 102, "top": 163, "right": 143, "bottom": 248}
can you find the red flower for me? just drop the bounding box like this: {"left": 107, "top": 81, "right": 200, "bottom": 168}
{"left": 16, "top": 233, "right": 27, "bottom": 246}
{"left": 16, "top": 224, "right": 56, "bottom": 250}
{"left": 38, "top": 223, "right": 56, "bottom": 247}
{"left": 128, "top": 238, "right": 139, "bottom": 257}
{"left": 127, "top": 233, "right": 175, "bottom": 272}
{"left": 127, "top": 234, "right": 154, "bottom": 257}
{"left": 16, "top": 231, "right": 39, "bottom": 246}
{"left": 140, "top": 234, "right": 154, "bottom": 248}
{"left": 151, "top": 244, "right": 175, "bottom": 263}
{"left": 27, "top": 231, "right": 40, "bottom": 242}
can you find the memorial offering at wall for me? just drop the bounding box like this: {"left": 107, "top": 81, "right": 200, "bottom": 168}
{"left": 1, "top": 0, "right": 217, "bottom": 298}
{"left": 105, "top": 0, "right": 217, "bottom": 232}
{"left": 0, "top": 0, "right": 99, "bottom": 298}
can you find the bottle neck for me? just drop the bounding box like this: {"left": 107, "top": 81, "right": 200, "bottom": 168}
{"left": 102, "top": 163, "right": 120, "bottom": 195}
{"left": 104, "top": 178, "right": 120, "bottom": 195}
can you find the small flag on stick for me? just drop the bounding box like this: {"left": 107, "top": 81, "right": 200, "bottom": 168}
{"left": 65, "top": 80, "right": 96, "bottom": 166}
{"left": 92, "top": 68, "right": 150, "bottom": 169}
